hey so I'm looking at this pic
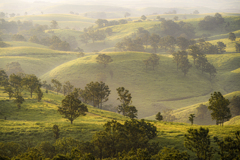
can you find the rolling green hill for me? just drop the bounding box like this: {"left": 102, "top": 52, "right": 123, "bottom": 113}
{"left": 40, "top": 51, "right": 240, "bottom": 118}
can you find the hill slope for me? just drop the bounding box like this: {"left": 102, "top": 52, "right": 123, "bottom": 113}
{"left": 40, "top": 51, "right": 240, "bottom": 118}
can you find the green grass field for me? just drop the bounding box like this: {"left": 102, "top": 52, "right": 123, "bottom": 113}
{"left": 0, "top": 88, "right": 239, "bottom": 159}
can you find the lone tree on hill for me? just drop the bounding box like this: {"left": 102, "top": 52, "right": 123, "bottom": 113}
{"left": 96, "top": 54, "right": 113, "bottom": 68}
{"left": 229, "top": 32, "right": 236, "bottom": 41}
{"left": 184, "top": 127, "right": 214, "bottom": 160}
{"left": 141, "top": 15, "right": 147, "bottom": 21}
{"left": 58, "top": 94, "right": 88, "bottom": 124}
{"left": 188, "top": 114, "right": 195, "bottom": 125}
{"left": 208, "top": 92, "right": 231, "bottom": 126}
{"left": 156, "top": 112, "right": 163, "bottom": 121}
{"left": 50, "top": 20, "right": 58, "bottom": 29}
{"left": 124, "top": 12, "right": 131, "bottom": 18}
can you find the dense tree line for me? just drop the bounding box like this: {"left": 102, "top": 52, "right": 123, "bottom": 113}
{"left": 80, "top": 27, "right": 106, "bottom": 45}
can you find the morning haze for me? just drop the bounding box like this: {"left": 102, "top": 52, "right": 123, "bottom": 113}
{"left": 0, "top": 0, "right": 240, "bottom": 159}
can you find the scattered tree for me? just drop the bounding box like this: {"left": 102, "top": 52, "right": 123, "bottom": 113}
{"left": 125, "top": 106, "right": 138, "bottom": 119}
{"left": 217, "top": 41, "right": 226, "bottom": 53}
{"left": 229, "top": 32, "right": 236, "bottom": 41}
{"left": 116, "top": 87, "right": 132, "bottom": 116}
{"left": 58, "top": 94, "right": 88, "bottom": 124}
{"left": 96, "top": 54, "right": 113, "bottom": 68}
{"left": 124, "top": 12, "right": 131, "bottom": 18}
{"left": 53, "top": 125, "right": 60, "bottom": 139}
{"left": 51, "top": 79, "right": 62, "bottom": 95}
{"left": 141, "top": 15, "right": 147, "bottom": 21}
{"left": 155, "top": 112, "right": 163, "bottom": 121}
{"left": 188, "top": 114, "right": 195, "bottom": 125}
{"left": 50, "top": 20, "right": 58, "bottom": 29}
{"left": 208, "top": 92, "right": 231, "bottom": 126}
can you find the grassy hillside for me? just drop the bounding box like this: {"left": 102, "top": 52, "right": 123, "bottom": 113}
{"left": 0, "top": 41, "right": 81, "bottom": 76}
{"left": 146, "top": 91, "right": 240, "bottom": 124}
{"left": 0, "top": 89, "right": 239, "bottom": 159}
{"left": 40, "top": 51, "right": 240, "bottom": 118}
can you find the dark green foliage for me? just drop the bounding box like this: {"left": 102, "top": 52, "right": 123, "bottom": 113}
{"left": 58, "top": 94, "right": 88, "bottom": 124}
{"left": 53, "top": 125, "right": 60, "bottom": 139}
{"left": 229, "top": 32, "right": 236, "bottom": 41}
{"left": 96, "top": 54, "right": 113, "bottom": 68}
{"left": 153, "top": 147, "right": 190, "bottom": 160}
{"left": 155, "top": 112, "right": 163, "bottom": 121}
{"left": 0, "top": 142, "right": 21, "bottom": 158}
{"left": 92, "top": 119, "right": 157, "bottom": 159}
{"left": 208, "top": 92, "right": 231, "bottom": 126}
{"left": 11, "top": 34, "right": 26, "bottom": 41}
{"left": 184, "top": 127, "right": 214, "bottom": 160}
{"left": 125, "top": 105, "right": 138, "bottom": 119}
{"left": 188, "top": 114, "right": 195, "bottom": 125}
{"left": 214, "top": 131, "right": 240, "bottom": 160}
{"left": 38, "top": 141, "right": 56, "bottom": 158}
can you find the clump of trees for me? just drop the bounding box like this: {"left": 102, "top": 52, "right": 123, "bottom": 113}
{"left": 198, "top": 13, "right": 225, "bottom": 30}
{"left": 95, "top": 19, "right": 128, "bottom": 28}
{"left": 0, "top": 70, "right": 43, "bottom": 109}
{"left": 80, "top": 27, "right": 106, "bottom": 45}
